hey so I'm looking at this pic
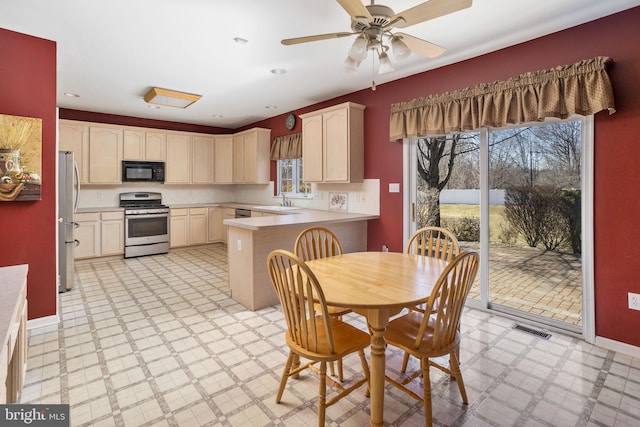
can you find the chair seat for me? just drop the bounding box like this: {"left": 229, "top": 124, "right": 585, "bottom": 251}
{"left": 316, "top": 303, "right": 352, "bottom": 318}
{"left": 385, "top": 311, "right": 459, "bottom": 359}
{"left": 287, "top": 316, "right": 370, "bottom": 361}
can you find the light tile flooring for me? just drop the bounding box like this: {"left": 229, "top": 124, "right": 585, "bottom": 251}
{"left": 22, "top": 244, "right": 640, "bottom": 426}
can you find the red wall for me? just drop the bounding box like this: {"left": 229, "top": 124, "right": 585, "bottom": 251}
{"left": 0, "top": 28, "right": 57, "bottom": 319}
{"left": 2, "top": 6, "right": 639, "bottom": 346}
{"left": 250, "top": 8, "right": 640, "bottom": 347}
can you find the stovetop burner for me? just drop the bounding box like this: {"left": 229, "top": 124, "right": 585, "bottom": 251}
{"left": 119, "top": 192, "right": 169, "bottom": 214}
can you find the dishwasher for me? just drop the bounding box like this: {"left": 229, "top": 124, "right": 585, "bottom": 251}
{"left": 235, "top": 208, "right": 251, "bottom": 218}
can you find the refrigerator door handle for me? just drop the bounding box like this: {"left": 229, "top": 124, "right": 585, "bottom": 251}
{"left": 73, "top": 160, "right": 80, "bottom": 213}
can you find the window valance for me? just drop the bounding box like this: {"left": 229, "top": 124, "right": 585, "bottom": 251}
{"left": 270, "top": 132, "right": 302, "bottom": 160}
{"left": 389, "top": 56, "right": 616, "bottom": 140}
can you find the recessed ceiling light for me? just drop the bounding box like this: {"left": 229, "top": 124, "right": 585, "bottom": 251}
{"left": 148, "top": 105, "right": 160, "bottom": 109}
{"left": 212, "top": 114, "right": 224, "bottom": 118}
{"left": 64, "top": 92, "right": 79, "bottom": 98}
{"left": 233, "top": 37, "right": 248, "bottom": 45}
{"left": 271, "top": 68, "right": 287, "bottom": 75}
{"left": 265, "top": 105, "right": 277, "bottom": 110}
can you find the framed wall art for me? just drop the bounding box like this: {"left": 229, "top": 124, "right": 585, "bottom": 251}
{"left": 0, "top": 114, "right": 42, "bottom": 201}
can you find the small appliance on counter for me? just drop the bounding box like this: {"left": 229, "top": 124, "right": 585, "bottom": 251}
{"left": 120, "top": 192, "right": 170, "bottom": 258}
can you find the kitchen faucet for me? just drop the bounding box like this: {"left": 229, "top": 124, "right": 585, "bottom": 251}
{"left": 280, "top": 193, "right": 291, "bottom": 207}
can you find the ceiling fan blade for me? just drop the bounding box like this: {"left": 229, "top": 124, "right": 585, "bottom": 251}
{"left": 391, "top": 0, "right": 472, "bottom": 29}
{"left": 394, "top": 32, "right": 445, "bottom": 58}
{"left": 336, "top": 0, "right": 373, "bottom": 22}
{"left": 281, "top": 32, "right": 355, "bottom": 45}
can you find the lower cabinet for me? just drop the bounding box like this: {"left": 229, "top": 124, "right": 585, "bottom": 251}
{"left": 208, "top": 208, "right": 224, "bottom": 242}
{"left": 222, "top": 208, "right": 235, "bottom": 243}
{"left": 101, "top": 212, "right": 124, "bottom": 256}
{"left": 75, "top": 213, "right": 100, "bottom": 259}
{"left": 76, "top": 211, "right": 124, "bottom": 259}
{"left": 170, "top": 209, "right": 189, "bottom": 248}
{"left": 189, "top": 208, "right": 208, "bottom": 245}
{"left": 170, "top": 207, "right": 210, "bottom": 247}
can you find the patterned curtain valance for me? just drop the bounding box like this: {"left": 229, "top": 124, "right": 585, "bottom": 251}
{"left": 270, "top": 132, "right": 302, "bottom": 160}
{"left": 389, "top": 56, "right": 616, "bottom": 140}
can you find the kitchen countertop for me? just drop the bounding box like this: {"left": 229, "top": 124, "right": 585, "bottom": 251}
{"left": 223, "top": 208, "right": 378, "bottom": 231}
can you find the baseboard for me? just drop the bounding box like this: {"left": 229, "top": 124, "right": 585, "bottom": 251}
{"left": 595, "top": 336, "right": 640, "bottom": 359}
{"left": 27, "top": 314, "right": 60, "bottom": 330}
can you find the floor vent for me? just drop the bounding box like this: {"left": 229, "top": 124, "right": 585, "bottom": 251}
{"left": 512, "top": 323, "right": 552, "bottom": 340}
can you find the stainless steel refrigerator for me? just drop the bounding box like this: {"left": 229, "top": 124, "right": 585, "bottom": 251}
{"left": 58, "top": 150, "right": 79, "bottom": 292}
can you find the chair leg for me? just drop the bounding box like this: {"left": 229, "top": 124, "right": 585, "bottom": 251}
{"left": 276, "top": 352, "right": 294, "bottom": 403}
{"left": 329, "top": 360, "right": 336, "bottom": 377}
{"left": 337, "top": 357, "right": 344, "bottom": 381}
{"left": 420, "top": 358, "right": 433, "bottom": 427}
{"left": 358, "top": 349, "right": 371, "bottom": 397}
{"left": 318, "top": 361, "right": 327, "bottom": 427}
{"left": 401, "top": 351, "right": 411, "bottom": 373}
{"left": 291, "top": 353, "right": 301, "bottom": 379}
{"left": 450, "top": 350, "right": 468, "bottom": 404}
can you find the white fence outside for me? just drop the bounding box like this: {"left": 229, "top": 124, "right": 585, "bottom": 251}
{"left": 440, "top": 189, "right": 506, "bottom": 205}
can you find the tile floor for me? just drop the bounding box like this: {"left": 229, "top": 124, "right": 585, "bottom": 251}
{"left": 21, "top": 244, "right": 640, "bottom": 426}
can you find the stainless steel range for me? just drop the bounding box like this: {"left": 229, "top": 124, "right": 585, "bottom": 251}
{"left": 120, "top": 192, "right": 170, "bottom": 258}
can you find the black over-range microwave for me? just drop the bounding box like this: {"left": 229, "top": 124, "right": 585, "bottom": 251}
{"left": 122, "top": 161, "right": 165, "bottom": 183}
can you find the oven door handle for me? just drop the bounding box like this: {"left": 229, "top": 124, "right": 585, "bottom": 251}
{"left": 126, "top": 213, "right": 169, "bottom": 220}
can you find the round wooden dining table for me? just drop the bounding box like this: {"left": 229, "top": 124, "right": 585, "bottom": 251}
{"left": 304, "top": 251, "right": 448, "bottom": 426}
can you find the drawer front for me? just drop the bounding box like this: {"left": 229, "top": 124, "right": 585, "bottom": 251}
{"left": 101, "top": 211, "right": 124, "bottom": 221}
{"left": 171, "top": 208, "right": 189, "bottom": 217}
{"left": 189, "top": 207, "right": 207, "bottom": 215}
{"left": 76, "top": 212, "right": 100, "bottom": 221}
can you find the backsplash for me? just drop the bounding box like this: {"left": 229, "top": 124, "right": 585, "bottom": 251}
{"left": 78, "top": 179, "right": 380, "bottom": 215}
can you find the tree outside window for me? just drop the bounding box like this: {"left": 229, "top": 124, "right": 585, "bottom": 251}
{"left": 277, "top": 158, "right": 311, "bottom": 195}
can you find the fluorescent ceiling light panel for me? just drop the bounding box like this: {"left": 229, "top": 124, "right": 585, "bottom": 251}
{"left": 144, "top": 87, "right": 201, "bottom": 108}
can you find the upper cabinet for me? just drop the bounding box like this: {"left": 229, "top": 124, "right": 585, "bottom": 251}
{"left": 165, "top": 132, "right": 191, "bottom": 184}
{"left": 232, "top": 128, "right": 271, "bottom": 184}
{"left": 300, "top": 102, "right": 365, "bottom": 183}
{"left": 123, "top": 129, "right": 166, "bottom": 161}
{"left": 214, "top": 135, "right": 234, "bottom": 184}
{"left": 59, "top": 119, "right": 272, "bottom": 186}
{"left": 191, "top": 134, "right": 214, "bottom": 184}
{"left": 59, "top": 121, "right": 89, "bottom": 184}
{"left": 88, "top": 125, "right": 123, "bottom": 184}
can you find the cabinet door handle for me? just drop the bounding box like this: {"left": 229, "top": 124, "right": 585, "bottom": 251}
{"left": 411, "top": 202, "right": 415, "bottom": 222}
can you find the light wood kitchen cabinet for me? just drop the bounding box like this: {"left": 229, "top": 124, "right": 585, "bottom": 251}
{"left": 100, "top": 211, "right": 124, "bottom": 256}
{"left": 170, "top": 208, "right": 189, "bottom": 247}
{"left": 75, "top": 212, "right": 101, "bottom": 259}
{"left": 222, "top": 208, "right": 235, "bottom": 243}
{"left": 191, "top": 135, "right": 214, "bottom": 184}
{"left": 59, "top": 120, "right": 89, "bottom": 184}
{"left": 232, "top": 128, "right": 271, "bottom": 184}
{"left": 300, "top": 102, "right": 365, "bottom": 183}
{"left": 89, "top": 125, "right": 123, "bottom": 184}
{"left": 165, "top": 133, "right": 191, "bottom": 184}
{"left": 123, "top": 129, "right": 166, "bottom": 161}
{"left": 189, "top": 207, "right": 208, "bottom": 245}
{"left": 208, "top": 207, "right": 224, "bottom": 242}
{"left": 214, "top": 136, "right": 234, "bottom": 183}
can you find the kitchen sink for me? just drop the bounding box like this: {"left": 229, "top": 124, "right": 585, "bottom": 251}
{"left": 252, "top": 205, "right": 302, "bottom": 211}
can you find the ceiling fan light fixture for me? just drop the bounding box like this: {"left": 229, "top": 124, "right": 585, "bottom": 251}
{"left": 348, "top": 36, "right": 368, "bottom": 62}
{"left": 143, "top": 87, "right": 201, "bottom": 109}
{"left": 391, "top": 36, "right": 411, "bottom": 60}
{"left": 343, "top": 56, "right": 361, "bottom": 73}
{"left": 378, "top": 52, "right": 394, "bottom": 74}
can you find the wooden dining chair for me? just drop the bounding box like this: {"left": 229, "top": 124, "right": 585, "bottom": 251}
{"left": 267, "top": 249, "right": 370, "bottom": 427}
{"left": 402, "top": 226, "right": 461, "bottom": 372}
{"left": 384, "top": 250, "right": 479, "bottom": 427}
{"left": 294, "top": 226, "right": 352, "bottom": 380}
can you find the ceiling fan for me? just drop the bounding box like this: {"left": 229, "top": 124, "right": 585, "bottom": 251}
{"left": 282, "top": 0, "right": 472, "bottom": 77}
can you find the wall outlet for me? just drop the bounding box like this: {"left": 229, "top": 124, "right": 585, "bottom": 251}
{"left": 629, "top": 292, "right": 640, "bottom": 311}
{"left": 237, "top": 239, "right": 242, "bottom": 251}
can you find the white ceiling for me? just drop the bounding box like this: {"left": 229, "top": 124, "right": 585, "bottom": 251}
{"left": 1, "top": 0, "right": 639, "bottom": 129}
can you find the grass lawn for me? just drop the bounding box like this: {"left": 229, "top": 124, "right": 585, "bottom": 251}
{"left": 440, "top": 203, "right": 507, "bottom": 243}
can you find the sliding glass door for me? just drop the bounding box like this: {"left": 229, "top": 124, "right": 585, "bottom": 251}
{"left": 406, "top": 118, "right": 592, "bottom": 335}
